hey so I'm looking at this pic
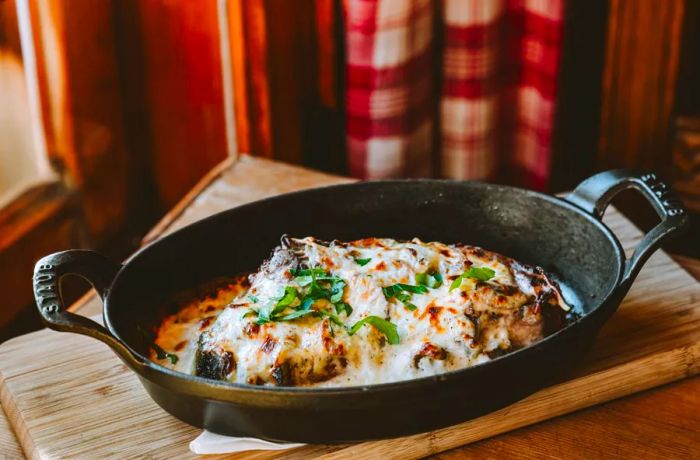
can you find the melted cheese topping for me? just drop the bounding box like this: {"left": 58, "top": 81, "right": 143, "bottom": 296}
{"left": 153, "top": 237, "right": 570, "bottom": 387}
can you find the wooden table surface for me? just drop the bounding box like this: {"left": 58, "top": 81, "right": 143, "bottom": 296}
{"left": 1, "top": 156, "right": 698, "bottom": 459}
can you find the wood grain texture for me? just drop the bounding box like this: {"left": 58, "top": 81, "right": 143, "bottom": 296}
{"left": 451, "top": 294, "right": 700, "bottom": 459}
{"left": 599, "top": 0, "right": 685, "bottom": 174}
{"left": 0, "top": 184, "right": 79, "bottom": 329}
{"left": 28, "top": 0, "right": 133, "bottom": 244}
{"left": 226, "top": 0, "right": 251, "bottom": 155}
{"left": 1, "top": 157, "right": 698, "bottom": 459}
{"left": 0, "top": 399, "right": 22, "bottom": 459}
{"left": 437, "top": 377, "right": 700, "bottom": 460}
{"left": 134, "top": 0, "right": 228, "bottom": 208}
{"left": 240, "top": 0, "right": 274, "bottom": 158}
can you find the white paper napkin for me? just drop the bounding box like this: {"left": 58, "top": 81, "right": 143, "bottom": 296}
{"left": 189, "top": 430, "right": 305, "bottom": 455}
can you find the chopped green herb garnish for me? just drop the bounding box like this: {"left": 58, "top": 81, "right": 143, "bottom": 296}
{"left": 245, "top": 266, "right": 352, "bottom": 326}
{"left": 382, "top": 283, "right": 428, "bottom": 297}
{"left": 290, "top": 267, "right": 327, "bottom": 277}
{"left": 449, "top": 266, "right": 496, "bottom": 291}
{"left": 138, "top": 325, "right": 180, "bottom": 365}
{"left": 355, "top": 258, "right": 372, "bottom": 266}
{"left": 294, "top": 275, "right": 314, "bottom": 287}
{"left": 255, "top": 307, "right": 271, "bottom": 325}
{"left": 382, "top": 283, "right": 427, "bottom": 311}
{"left": 299, "top": 297, "right": 315, "bottom": 311}
{"left": 247, "top": 294, "right": 259, "bottom": 303}
{"left": 330, "top": 278, "right": 346, "bottom": 303}
{"left": 152, "top": 342, "right": 179, "bottom": 365}
{"left": 277, "top": 286, "right": 299, "bottom": 306}
{"left": 392, "top": 291, "right": 417, "bottom": 311}
{"left": 347, "top": 316, "right": 400, "bottom": 344}
{"left": 318, "top": 309, "right": 344, "bottom": 326}
{"left": 278, "top": 309, "right": 315, "bottom": 321}
{"left": 416, "top": 271, "right": 443, "bottom": 289}
{"left": 335, "top": 301, "right": 353, "bottom": 316}
{"left": 270, "top": 286, "right": 299, "bottom": 317}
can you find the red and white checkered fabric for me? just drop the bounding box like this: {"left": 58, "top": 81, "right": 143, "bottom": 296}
{"left": 343, "top": 0, "right": 564, "bottom": 190}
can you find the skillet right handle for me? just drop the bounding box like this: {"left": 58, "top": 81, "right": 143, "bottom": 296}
{"left": 565, "top": 169, "right": 688, "bottom": 289}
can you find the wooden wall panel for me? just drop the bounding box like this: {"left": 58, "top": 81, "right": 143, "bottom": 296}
{"left": 224, "top": 0, "right": 345, "bottom": 171}
{"left": 315, "top": 0, "right": 339, "bottom": 109}
{"left": 240, "top": 0, "right": 274, "bottom": 158}
{"left": 227, "top": 0, "right": 252, "bottom": 154}
{"left": 0, "top": 0, "right": 21, "bottom": 55}
{"left": 134, "top": 0, "right": 228, "bottom": 208}
{"left": 28, "top": 0, "right": 131, "bottom": 244}
{"left": 265, "top": 0, "right": 317, "bottom": 165}
{"left": 599, "top": 0, "right": 685, "bottom": 174}
{"left": 0, "top": 184, "right": 79, "bottom": 330}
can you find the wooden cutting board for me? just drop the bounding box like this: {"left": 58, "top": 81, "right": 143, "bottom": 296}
{"left": 1, "top": 157, "right": 699, "bottom": 459}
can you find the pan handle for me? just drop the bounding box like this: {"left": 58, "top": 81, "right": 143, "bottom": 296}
{"left": 33, "top": 250, "right": 145, "bottom": 369}
{"left": 565, "top": 169, "right": 688, "bottom": 288}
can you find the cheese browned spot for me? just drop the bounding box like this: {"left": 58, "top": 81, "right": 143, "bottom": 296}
{"left": 152, "top": 237, "right": 571, "bottom": 387}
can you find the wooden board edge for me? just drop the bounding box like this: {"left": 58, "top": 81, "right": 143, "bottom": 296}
{"left": 0, "top": 370, "right": 34, "bottom": 459}
{"left": 671, "top": 254, "right": 700, "bottom": 282}
{"left": 317, "top": 341, "right": 700, "bottom": 460}
{"left": 66, "top": 288, "right": 98, "bottom": 314}
{"left": 142, "top": 156, "right": 237, "bottom": 245}
{"left": 0, "top": 397, "right": 23, "bottom": 459}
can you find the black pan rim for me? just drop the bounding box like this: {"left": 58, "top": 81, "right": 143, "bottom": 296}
{"left": 104, "top": 178, "right": 626, "bottom": 396}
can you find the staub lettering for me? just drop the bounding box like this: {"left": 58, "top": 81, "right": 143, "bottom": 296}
{"left": 640, "top": 173, "right": 684, "bottom": 216}
{"left": 34, "top": 264, "right": 60, "bottom": 314}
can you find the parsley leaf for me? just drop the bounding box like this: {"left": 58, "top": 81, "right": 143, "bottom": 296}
{"left": 355, "top": 258, "right": 372, "bottom": 266}
{"left": 347, "top": 316, "right": 400, "bottom": 344}
{"left": 449, "top": 267, "right": 496, "bottom": 291}
{"left": 247, "top": 294, "right": 259, "bottom": 303}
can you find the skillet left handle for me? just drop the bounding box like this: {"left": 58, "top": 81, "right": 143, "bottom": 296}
{"left": 565, "top": 169, "right": 688, "bottom": 288}
{"left": 33, "top": 250, "right": 145, "bottom": 369}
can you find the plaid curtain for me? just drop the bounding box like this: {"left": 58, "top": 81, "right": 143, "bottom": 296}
{"left": 344, "top": 0, "right": 564, "bottom": 190}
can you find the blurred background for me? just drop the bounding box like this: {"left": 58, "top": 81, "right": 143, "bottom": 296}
{"left": 0, "top": 0, "right": 698, "bottom": 341}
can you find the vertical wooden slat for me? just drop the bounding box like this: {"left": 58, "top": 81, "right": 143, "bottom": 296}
{"left": 599, "top": 0, "right": 685, "bottom": 174}
{"left": 308, "top": 0, "right": 347, "bottom": 174}
{"left": 135, "top": 0, "right": 228, "bottom": 207}
{"left": 217, "top": 0, "right": 239, "bottom": 161}
{"left": 28, "top": 0, "right": 73, "bottom": 176}
{"left": 224, "top": 0, "right": 345, "bottom": 169}
{"left": 315, "top": 0, "right": 338, "bottom": 109}
{"left": 265, "top": 0, "right": 317, "bottom": 165}
{"left": 28, "top": 0, "right": 130, "bottom": 243}
{"left": 0, "top": 0, "right": 22, "bottom": 55}
{"left": 226, "top": 0, "right": 252, "bottom": 154}
{"left": 242, "top": 0, "right": 274, "bottom": 157}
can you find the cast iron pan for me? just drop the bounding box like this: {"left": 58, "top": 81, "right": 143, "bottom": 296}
{"left": 33, "top": 170, "right": 687, "bottom": 442}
